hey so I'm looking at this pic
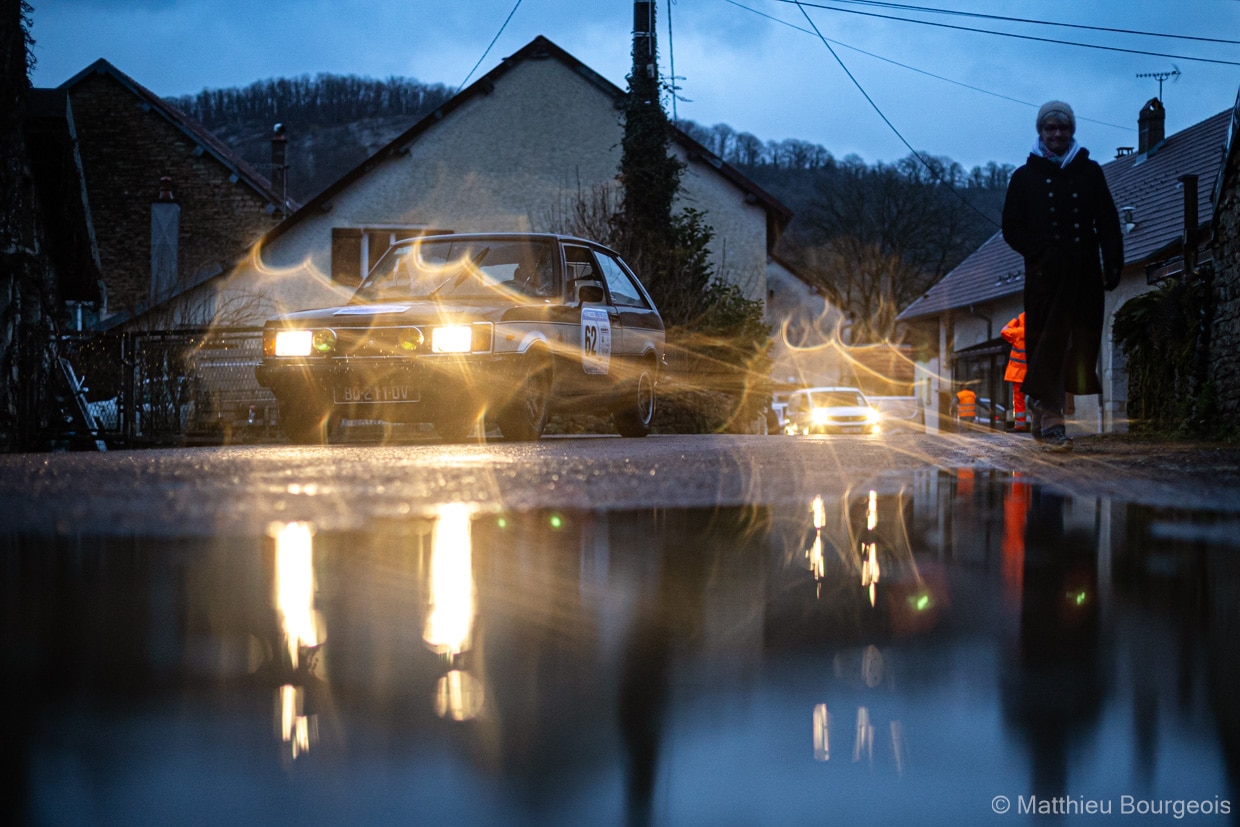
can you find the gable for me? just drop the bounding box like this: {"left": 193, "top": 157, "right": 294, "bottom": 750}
{"left": 228, "top": 37, "right": 788, "bottom": 315}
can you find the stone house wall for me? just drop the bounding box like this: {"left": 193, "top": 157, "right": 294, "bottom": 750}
{"left": 1210, "top": 139, "right": 1240, "bottom": 420}
{"left": 67, "top": 72, "right": 281, "bottom": 318}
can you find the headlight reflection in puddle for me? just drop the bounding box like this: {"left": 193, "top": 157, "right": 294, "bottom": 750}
{"left": 423, "top": 502, "right": 485, "bottom": 721}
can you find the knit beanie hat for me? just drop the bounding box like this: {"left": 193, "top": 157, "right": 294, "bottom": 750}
{"left": 1037, "top": 100, "right": 1075, "bottom": 131}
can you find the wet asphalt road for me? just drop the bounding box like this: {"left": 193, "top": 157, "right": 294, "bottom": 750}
{"left": 4, "top": 431, "right": 1237, "bottom": 537}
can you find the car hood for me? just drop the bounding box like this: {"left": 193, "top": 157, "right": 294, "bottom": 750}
{"left": 265, "top": 301, "right": 513, "bottom": 326}
{"left": 811, "top": 405, "right": 873, "bottom": 417}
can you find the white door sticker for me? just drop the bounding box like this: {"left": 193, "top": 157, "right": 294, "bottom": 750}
{"left": 581, "top": 306, "right": 612, "bottom": 374}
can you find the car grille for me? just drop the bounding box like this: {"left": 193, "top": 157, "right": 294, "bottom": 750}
{"left": 333, "top": 327, "right": 425, "bottom": 357}
{"left": 831, "top": 415, "right": 868, "bottom": 424}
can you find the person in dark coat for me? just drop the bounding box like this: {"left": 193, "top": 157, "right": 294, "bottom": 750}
{"left": 1001, "top": 100, "right": 1123, "bottom": 451}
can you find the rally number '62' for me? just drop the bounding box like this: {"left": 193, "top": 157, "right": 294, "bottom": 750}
{"left": 580, "top": 307, "right": 612, "bottom": 375}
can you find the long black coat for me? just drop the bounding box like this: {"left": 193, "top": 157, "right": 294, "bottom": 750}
{"left": 1001, "top": 149, "right": 1123, "bottom": 400}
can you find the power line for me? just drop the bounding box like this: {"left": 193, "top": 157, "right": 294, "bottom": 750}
{"left": 774, "top": 0, "right": 1240, "bottom": 67}
{"left": 790, "top": 2, "right": 1001, "bottom": 228}
{"left": 457, "top": 0, "right": 525, "bottom": 92}
{"left": 721, "top": 0, "right": 1130, "bottom": 131}
{"left": 803, "top": 0, "right": 1240, "bottom": 46}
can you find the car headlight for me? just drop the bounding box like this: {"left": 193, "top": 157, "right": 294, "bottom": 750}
{"left": 866, "top": 408, "right": 882, "bottom": 424}
{"left": 810, "top": 408, "right": 831, "bottom": 425}
{"left": 273, "top": 330, "right": 313, "bottom": 357}
{"left": 432, "top": 325, "right": 474, "bottom": 353}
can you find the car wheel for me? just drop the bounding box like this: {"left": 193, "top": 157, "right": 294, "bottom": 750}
{"left": 612, "top": 363, "right": 655, "bottom": 438}
{"left": 498, "top": 355, "right": 551, "bottom": 442}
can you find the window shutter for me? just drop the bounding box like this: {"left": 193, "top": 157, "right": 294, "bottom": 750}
{"left": 331, "top": 228, "right": 363, "bottom": 286}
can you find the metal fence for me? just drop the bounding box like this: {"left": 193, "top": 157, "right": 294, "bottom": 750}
{"left": 62, "top": 327, "right": 279, "bottom": 446}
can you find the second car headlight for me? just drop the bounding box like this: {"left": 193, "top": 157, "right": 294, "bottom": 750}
{"left": 431, "top": 325, "right": 474, "bottom": 353}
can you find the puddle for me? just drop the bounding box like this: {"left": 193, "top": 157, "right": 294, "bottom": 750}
{"left": 5, "top": 470, "right": 1237, "bottom": 824}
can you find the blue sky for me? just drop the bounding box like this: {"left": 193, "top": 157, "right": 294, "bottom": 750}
{"left": 27, "top": 0, "right": 1240, "bottom": 170}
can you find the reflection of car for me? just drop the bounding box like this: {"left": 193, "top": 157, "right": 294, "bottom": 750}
{"left": 783, "top": 386, "right": 882, "bottom": 435}
{"left": 255, "top": 233, "right": 665, "bottom": 444}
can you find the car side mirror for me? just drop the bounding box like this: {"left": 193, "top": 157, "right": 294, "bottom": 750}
{"left": 578, "top": 284, "right": 605, "bottom": 304}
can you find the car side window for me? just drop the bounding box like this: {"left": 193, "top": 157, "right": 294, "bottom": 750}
{"left": 595, "top": 253, "right": 649, "bottom": 308}
{"left": 564, "top": 246, "right": 604, "bottom": 303}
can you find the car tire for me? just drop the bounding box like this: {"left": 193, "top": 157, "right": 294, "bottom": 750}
{"left": 612, "top": 363, "right": 655, "bottom": 438}
{"left": 497, "top": 355, "right": 551, "bottom": 442}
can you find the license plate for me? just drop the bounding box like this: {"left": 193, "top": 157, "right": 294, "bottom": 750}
{"left": 336, "top": 384, "right": 419, "bottom": 403}
{"left": 839, "top": 425, "right": 863, "bottom": 433}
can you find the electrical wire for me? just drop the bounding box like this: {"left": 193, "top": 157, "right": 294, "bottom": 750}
{"left": 792, "top": 1, "right": 1001, "bottom": 228}
{"left": 720, "top": 0, "right": 1130, "bottom": 131}
{"left": 801, "top": 0, "right": 1240, "bottom": 46}
{"left": 775, "top": 0, "right": 1240, "bottom": 67}
{"left": 457, "top": 0, "right": 525, "bottom": 92}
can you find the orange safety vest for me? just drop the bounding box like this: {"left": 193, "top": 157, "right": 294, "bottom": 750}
{"left": 956, "top": 388, "right": 977, "bottom": 419}
{"left": 1001, "top": 312, "right": 1027, "bottom": 383}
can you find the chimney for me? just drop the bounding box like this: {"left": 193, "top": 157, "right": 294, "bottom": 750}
{"left": 271, "top": 123, "right": 288, "bottom": 207}
{"left": 150, "top": 176, "right": 180, "bottom": 303}
{"left": 1138, "top": 98, "right": 1165, "bottom": 154}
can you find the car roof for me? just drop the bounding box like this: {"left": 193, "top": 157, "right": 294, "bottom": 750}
{"left": 795, "top": 386, "right": 867, "bottom": 395}
{"left": 387, "top": 232, "right": 618, "bottom": 254}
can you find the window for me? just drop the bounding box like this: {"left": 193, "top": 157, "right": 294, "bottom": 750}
{"left": 596, "top": 252, "right": 650, "bottom": 308}
{"left": 331, "top": 227, "right": 451, "bottom": 287}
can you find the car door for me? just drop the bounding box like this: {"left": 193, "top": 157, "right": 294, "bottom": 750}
{"left": 558, "top": 244, "right": 619, "bottom": 399}
{"left": 591, "top": 249, "right": 662, "bottom": 382}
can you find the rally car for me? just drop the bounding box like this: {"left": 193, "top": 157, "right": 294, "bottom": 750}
{"left": 256, "top": 233, "right": 665, "bottom": 444}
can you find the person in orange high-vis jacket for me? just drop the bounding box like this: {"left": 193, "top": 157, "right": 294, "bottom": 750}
{"left": 955, "top": 385, "right": 977, "bottom": 426}
{"left": 1001, "top": 312, "right": 1028, "bottom": 431}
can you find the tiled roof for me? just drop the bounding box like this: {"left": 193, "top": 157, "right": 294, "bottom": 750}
{"left": 899, "top": 107, "right": 1232, "bottom": 321}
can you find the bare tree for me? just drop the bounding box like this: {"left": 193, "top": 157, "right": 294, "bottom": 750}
{"left": 793, "top": 153, "right": 1003, "bottom": 343}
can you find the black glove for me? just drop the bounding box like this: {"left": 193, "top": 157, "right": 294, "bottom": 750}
{"left": 1103, "top": 267, "right": 1121, "bottom": 291}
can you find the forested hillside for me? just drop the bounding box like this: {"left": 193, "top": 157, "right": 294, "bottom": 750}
{"left": 168, "top": 74, "right": 454, "bottom": 201}
{"left": 167, "top": 74, "right": 1013, "bottom": 341}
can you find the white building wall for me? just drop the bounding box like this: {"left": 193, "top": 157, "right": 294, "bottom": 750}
{"left": 213, "top": 57, "right": 771, "bottom": 321}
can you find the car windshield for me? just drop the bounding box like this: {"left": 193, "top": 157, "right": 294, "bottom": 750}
{"left": 353, "top": 238, "right": 557, "bottom": 303}
{"left": 808, "top": 391, "right": 865, "bottom": 407}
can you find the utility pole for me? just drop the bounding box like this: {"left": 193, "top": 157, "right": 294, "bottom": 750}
{"left": 619, "top": 0, "right": 681, "bottom": 258}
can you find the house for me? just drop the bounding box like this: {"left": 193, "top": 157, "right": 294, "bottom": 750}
{"left": 40, "top": 59, "right": 292, "bottom": 329}
{"left": 897, "top": 99, "right": 1232, "bottom": 434}
{"left": 200, "top": 36, "right": 793, "bottom": 327}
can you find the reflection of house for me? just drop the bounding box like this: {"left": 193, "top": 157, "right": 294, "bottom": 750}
{"left": 201, "top": 36, "right": 792, "bottom": 325}
{"left": 898, "top": 100, "right": 1232, "bottom": 433}
{"left": 33, "top": 59, "right": 291, "bottom": 329}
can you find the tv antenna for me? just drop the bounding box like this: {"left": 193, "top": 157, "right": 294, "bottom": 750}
{"left": 1136, "top": 66, "right": 1181, "bottom": 101}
